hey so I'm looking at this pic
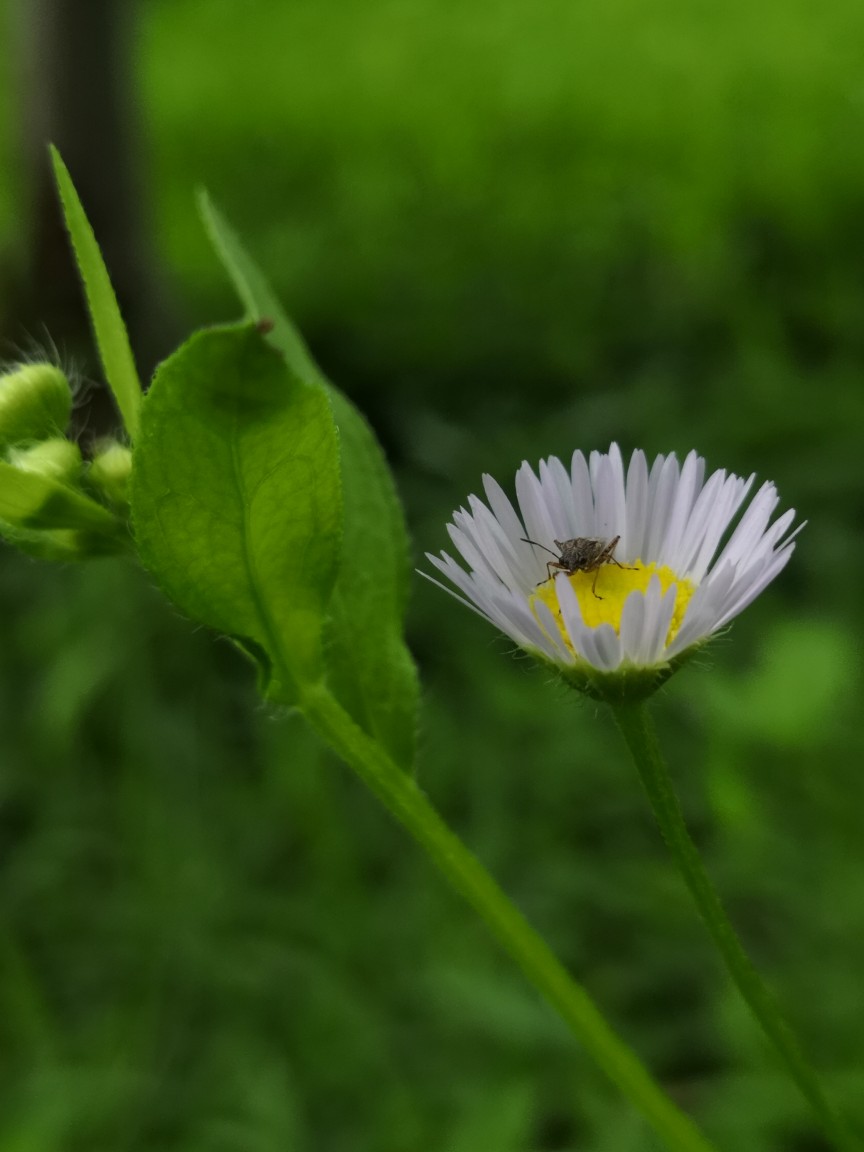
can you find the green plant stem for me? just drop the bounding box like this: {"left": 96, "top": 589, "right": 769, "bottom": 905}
{"left": 611, "top": 700, "right": 860, "bottom": 1152}
{"left": 299, "top": 683, "right": 718, "bottom": 1152}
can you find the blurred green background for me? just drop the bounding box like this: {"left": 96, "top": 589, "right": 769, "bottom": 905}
{"left": 1, "top": 0, "right": 864, "bottom": 1148}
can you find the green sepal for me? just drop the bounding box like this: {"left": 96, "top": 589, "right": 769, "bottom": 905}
{"left": 0, "top": 459, "right": 121, "bottom": 535}
{"left": 0, "top": 523, "right": 128, "bottom": 562}
{"left": 550, "top": 643, "right": 707, "bottom": 703}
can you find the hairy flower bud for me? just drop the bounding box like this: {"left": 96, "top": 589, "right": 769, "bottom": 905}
{"left": 8, "top": 438, "right": 82, "bottom": 485}
{"left": 0, "top": 364, "right": 73, "bottom": 447}
{"left": 87, "top": 441, "right": 132, "bottom": 508}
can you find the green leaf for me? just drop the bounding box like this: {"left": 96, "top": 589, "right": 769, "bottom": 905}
{"left": 50, "top": 146, "right": 142, "bottom": 441}
{"left": 322, "top": 390, "right": 418, "bottom": 766}
{"left": 199, "top": 195, "right": 418, "bottom": 767}
{"left": 130, "top": 323, "right": 342, "bottom": 701}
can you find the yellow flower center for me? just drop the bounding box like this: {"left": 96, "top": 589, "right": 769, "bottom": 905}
{"left": 530, "top": 559, "right": 695, "bottom": 653}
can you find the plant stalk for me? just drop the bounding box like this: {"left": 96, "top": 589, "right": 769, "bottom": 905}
{"left": 611, "top": 699, "right": 860, "bottom": 1152}
{"left": 299, "top": 682, "right": 718, "bottom": 1152}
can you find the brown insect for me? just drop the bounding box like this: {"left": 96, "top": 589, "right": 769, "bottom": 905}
{"left": 521, "top": 535, "right": 634, "bottom": 599}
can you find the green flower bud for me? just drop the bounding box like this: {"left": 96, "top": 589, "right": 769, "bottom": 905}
{"left": 0, "top": 364, "right": 73, "bottom": 447}
{"left": 0, "top": 524, "right": 128, "bottom": 562}
{"left": 87, "top": 441, "right": 132, "bottom": 508}
{"left": 0, "top": 453, "right": 119, "bottom": 538}
{"left": 8, "top": 438, "right": 82, "bottom": 485}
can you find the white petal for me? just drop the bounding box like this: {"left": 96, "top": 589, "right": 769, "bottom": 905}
{"left": 685, "top": 473, "right": 754, "bottom": 581}
{"left": 467, "top": 494, "right": 536, "bottom": 591}
{"left": 424, "top": 554, "right": 500, "bottom": 625}
{"left": 447, "top": 521, "right": 500, "bottom": 584}
{"left": 660, "top": 450, "right": 705, "bottom": 570}
{"left": 574, "top": 622, "right": 604, "bottom": 668}
{"left": 644, "top": 454, "right": 680, "bottom": 562}
{"left": 676, "top": 469, "right": 729, "bottom": 576}
{"left": 712, "top": 544, "right": 796, "bottom": 629}
{"left": 631, "top": 577, "right": 665, "bottom": 664}
{"left": 624, "top": 449, "right": 649, "bottom": 562}
{"left": 531, "top": 598, "right": 576, "bottom": 664}
{"left": 489, "top": 588, "right": 567, "bottom": 658}
{"left": 592, "top": 623, "right": 623, "bottom": 671}
{"left": 539, "top": 457, "right": 575, "bottom": 540}
{"left": 482, "top": 473, "right": 527, "bottom": 546}
{"left": 570, "top": 450, "right": 595, "bottom": 536}
{"left": 593, "top": 444, "right": 627, "bottom": 544}
{"left": 436, "top": 559, "right": 556, "bottom": 654}
{"left": 515, "top": 462, "right": 557, "bottom": 550}
{"left": 664, "top": 561, "right": 737, "bottom": 655}
{"left": 729, "top": 508, "right": 800, "bottom": 585}
{"left": 420, "top": 565, "right": 491, "bottom": 619}
{"left": 554, "top": 575, "right": 604, "bottom": 667}
{"left": 644, "top": 585, "right": 678, "bottom": 665}
{"left": 546, "top": 455, "right": 578, "bottom": 537}
{"left": 618, "top": 588, "right": 646, "bottom": 662}
{"left": 554, "top": 573, "right": 587, "bottom": 652}
{"left": 710, "top": 480, "right": 779, "bottom": 572}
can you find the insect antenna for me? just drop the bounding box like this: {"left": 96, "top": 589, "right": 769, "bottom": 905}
{"left": 520, "top": 537, "right": 559, "bottom": 558}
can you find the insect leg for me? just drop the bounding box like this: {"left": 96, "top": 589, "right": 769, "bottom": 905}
{"left": 536, "top": 560, "right": 564, "bottom": 587}
{"left": 606, "top": 539, "right": 637, "bottom": 573}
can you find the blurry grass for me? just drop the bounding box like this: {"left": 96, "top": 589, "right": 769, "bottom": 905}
{"left": 0, "top": 552, "right": 860, "bottom": 1150}
{"left": 1, "top": 0, "right": 864, "bottom": 1147}
{"left": 136, "top": 0, "right": 864, "bottom": 400}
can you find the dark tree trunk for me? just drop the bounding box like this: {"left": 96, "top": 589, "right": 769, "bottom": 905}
{"left": 1, "top": 0, "right": 178, "bottom": 435}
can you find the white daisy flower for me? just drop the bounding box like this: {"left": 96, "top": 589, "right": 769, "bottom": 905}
{"left": 425, "top": 444, "right": 802, "bottom": 699}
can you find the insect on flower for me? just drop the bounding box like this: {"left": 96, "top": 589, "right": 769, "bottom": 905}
{"left": 521, "top": 535, "right": 634, "bottom": 598}
{"left": 424, "top": 444, "right": 802, "bottom": 685}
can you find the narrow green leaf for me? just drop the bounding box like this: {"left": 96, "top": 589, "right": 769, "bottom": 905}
{"left": 50, "top": 146, "right": 142, "bottom": 441}
{"left": 130, "top": 323, "right": 342, "bottom": 701}
{"left": 198, "top": 190, "right": 321, "bottom": 387}
{"left": 199, "top": 195, "right": 418, "bottom": 767}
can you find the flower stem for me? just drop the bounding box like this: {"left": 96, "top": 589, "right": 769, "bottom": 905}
{"left": 299, "top": 683, "right": 718, "bottom": 1152}
{"left": 611, "top": 699, "right": 861, "bottom": 1152}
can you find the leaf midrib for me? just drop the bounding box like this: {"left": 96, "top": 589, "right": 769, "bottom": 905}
{"left": 229, "top": 412, "right": 305, "bottom": 697}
